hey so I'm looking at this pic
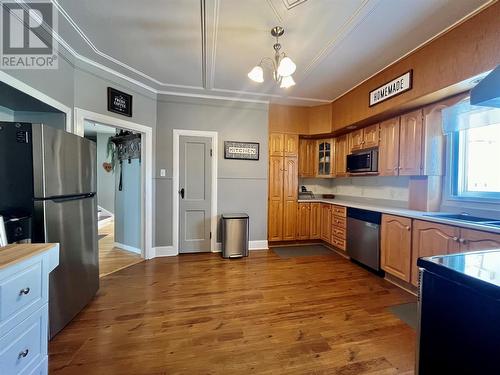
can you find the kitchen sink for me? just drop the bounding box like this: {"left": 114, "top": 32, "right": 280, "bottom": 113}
{"left": 423, "top": 213, "right": 499, "bottom": 224}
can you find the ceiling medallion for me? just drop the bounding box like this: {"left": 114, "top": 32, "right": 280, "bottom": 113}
{"left": 247, "top": 26, "right": 296, "bottom": 89}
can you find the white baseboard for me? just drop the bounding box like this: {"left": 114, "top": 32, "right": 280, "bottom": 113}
{"left": 152, "top": 240, "right": 268, "bottom": 258}
{"left": 153, "top": 246, "right": 177, "bottom": 257}
{"left": 114, "top": 242, "right": 141, "bottom": 255}
{"left": 98, "top": 216, "right": 114, "bottom": 228}
{"left": 214, "top": 240, "right": 268, "bottom": 253}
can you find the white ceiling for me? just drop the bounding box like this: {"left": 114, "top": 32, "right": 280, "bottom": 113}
{"left": 54, "top": 0, "right": 492, "bottom": 105}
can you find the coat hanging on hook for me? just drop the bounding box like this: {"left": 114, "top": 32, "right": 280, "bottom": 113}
{"left": 107, "top": 130, "right": 141, "bottom": 191}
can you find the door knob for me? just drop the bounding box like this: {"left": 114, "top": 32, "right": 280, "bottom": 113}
{"left": 179, "top": 188, "right": 185, "bottom": 199}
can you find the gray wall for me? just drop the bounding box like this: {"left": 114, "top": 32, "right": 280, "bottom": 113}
{"left": 96, "top": 133, "right": 115, "bottom": 214}
{"left": 115, "top": 159, "right": 142, "bottom": 250}
{"left": 155, "top": 96, "right": 269, "bottom": 247}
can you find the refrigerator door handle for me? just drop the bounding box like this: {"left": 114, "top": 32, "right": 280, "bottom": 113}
{"left": 50, "top": 193, "right": 96, "bottom": 203}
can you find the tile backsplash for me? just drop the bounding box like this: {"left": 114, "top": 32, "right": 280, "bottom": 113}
{"left": 300, "top": 176, "right": 410, "bottom": 202}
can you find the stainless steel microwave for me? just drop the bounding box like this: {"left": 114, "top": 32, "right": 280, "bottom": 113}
{"left": 346, "top": 149, "right": 378, "bottom": 173}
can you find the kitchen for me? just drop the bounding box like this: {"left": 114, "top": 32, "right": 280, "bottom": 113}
{"left": 0, "top": 1, "right": 499, "bottom": 374}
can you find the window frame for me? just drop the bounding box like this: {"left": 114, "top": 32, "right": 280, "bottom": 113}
{"left": 447, "top": 126, "right": 500, "bottom": 203}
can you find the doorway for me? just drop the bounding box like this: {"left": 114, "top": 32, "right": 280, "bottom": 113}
{"left": 84, "top": 121, "right": 143, "bottom": 276}
{"left": 173, "top": 130, "right": 217, "bottom": 255}
{"left": 75, "top": 108, "right": 154, "bottom": 262}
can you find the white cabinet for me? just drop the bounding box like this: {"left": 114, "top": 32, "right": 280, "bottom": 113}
{"left": 0, "top": 244, "right": 59, "bottom": 375}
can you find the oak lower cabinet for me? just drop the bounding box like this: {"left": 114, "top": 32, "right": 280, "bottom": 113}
{"left": 283, "top": 201, "right": 298, "bottom": 240}
{"left": 331, "top": 205, "right": 347, "bottom": 251}
{"left": 411, "top": 220, "right": 460, "bottom": 286}
{"left": 381, "top": 215, "right": 412, "bottom": 282}
{"left": 320, "top": 204, "right": 332, "bottom": 242}
{"left": 310, "top": 203, "right": 321, "bottom": 239}
{"left": 456, "top": 228, "right": 500, "bottom": 253}
{"left": 297, "top": 203, "right": 311, "bottom": 240}
{"left": 268, "top": 200, "right": 283, "bottom": 241}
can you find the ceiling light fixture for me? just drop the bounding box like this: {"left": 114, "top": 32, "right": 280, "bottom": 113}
{"left": 248, "top": 26, "right": 296, "bottom": 89}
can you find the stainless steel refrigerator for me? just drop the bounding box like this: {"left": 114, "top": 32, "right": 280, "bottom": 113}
{"left": 0, "top": 122, "right": 99, "bottom": 338}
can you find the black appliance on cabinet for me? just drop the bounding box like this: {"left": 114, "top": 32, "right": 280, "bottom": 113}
{"left": 416, "top": 250, "right": 500, "bottom": 374}
{"left": 0, "top": 121, "right": 98, "bottom": 338}
{"left": 346, "top": 149, "right": 378, "bottom": 173}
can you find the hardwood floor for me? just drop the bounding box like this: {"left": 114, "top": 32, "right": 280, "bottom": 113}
{"left": 49, "top": 249, "right": 416, "bottom": 374}
{"left": 98, "top": 221, "right": 143, "bottom": 277}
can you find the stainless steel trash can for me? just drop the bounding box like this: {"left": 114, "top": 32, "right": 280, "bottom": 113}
{"left": 221, "top": 213, "right": 249, "bottom": 258}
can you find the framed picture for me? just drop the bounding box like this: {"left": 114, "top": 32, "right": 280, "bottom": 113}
{"left": 224, "top": 141, "right": 259, "bottom": 160}
{"left": 107, "top": 87, "right": 133, "bottom": 117}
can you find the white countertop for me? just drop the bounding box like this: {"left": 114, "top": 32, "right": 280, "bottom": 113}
{"left": 298, "top": 198, "right": 500, "bottom": 234}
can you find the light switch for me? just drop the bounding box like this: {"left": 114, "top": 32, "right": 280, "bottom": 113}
{"left": 160, "top": 169, "right": 166, "bottom": 177}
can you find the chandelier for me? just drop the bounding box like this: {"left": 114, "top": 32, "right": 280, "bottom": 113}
{"left": 247, "top": 26, "right": 296, "bottom": 89}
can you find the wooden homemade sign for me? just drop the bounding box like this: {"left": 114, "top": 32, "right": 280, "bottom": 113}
{"left": 369, "top": 70, "right": 412, "bottom": 107}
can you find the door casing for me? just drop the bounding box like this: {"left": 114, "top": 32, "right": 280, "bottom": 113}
{"left": 173, "top": 129, "right": 218, "bottom": 255}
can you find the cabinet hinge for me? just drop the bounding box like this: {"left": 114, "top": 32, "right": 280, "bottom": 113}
{"left": 210, "top": 149, "right": 213, "bottom": 157}
{"left": 210, "top": 232, "right": 212, "bottom": 239}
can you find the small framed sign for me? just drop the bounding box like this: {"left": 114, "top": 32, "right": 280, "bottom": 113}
{"left": 369, "top": 70, "right": 412, "bottom": 107}
{"left": 108, "top": 87, "right": 133, "bottom": 117}
{"left": 224, "top": 141, "right": 259, "bottom": 160}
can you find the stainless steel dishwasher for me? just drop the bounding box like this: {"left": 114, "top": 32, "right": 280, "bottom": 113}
{"left": 347, "top": 208, "right": 382, "bottom": 271}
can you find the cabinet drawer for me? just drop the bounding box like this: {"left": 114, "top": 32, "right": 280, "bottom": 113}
{"left": 332, "top": 217, "right": 346, "bottom": 229}
{"left": 332, "top": 227, "right": 346, "bottom": 239}
{"left": 331, "top": 237, "right": 346, "bottom": 251}
{"left": 0, "top": 304, "right": 48, "bottom": 375}
{"left": 0, "top": 262, "right": 43, "bottom": 325}
{"left": 332, "top": 206, "right": 346, "bottom": 218}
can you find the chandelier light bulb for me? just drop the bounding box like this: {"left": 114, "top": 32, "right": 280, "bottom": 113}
{"left": 280, "top": 75, "right": 296, "bottom": 89}
{"left": 277, "top": 56, "right": 296, "bottom": 77}
{"left": 247, "top": 65, "right": 264, "bottom": 83}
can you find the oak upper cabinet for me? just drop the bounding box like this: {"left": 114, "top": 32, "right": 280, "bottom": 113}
{"left": 381, "top": 215, "right": 412, "bottom": 282}
{"left": 269, "top": 156, "right": 284, "bottom": 200}
{"left": 348, "top": 124, "right": 379, "bottom": 153}
{"left": 316, "top": 139, "right": 334, "bottom": 177}
{"left": 456, "top": 229, "right": 500, "bottom": 253}
{"left": 378, "top": 117, "right": 400, "bottom": 176}
{"left": 283, "top": 200, "right": 298, "bottom": 240}
{"left": 320, "top": 204, "right": 332, "bottom": 242}
{"left": 283, "top": 157, "right": 298, "bottom": 200}
{"left": 297, "top": 203, "right": 311, "bottom": 240}
{"left": 363, "top": 124, "right": 380, "bottom": 149}
{"left": 284, "top": 134, "right": 299, "bottom": 157}
{"left": 399, "top": 109, "right": 423, "bottom": 176}
{"left": 308, "top": 104, "right": 333, "bottom": 134}
{"left": 348, "top": 129, "right": 364, "bottom": 153}
{"left": 310, "top": 203, "right": 321, "bottom": 239}
{"left": 411, "top": 220, "right": 460, "bottom": 286}
{"left": 268, "top": 200, "right": 283, "bottom": 241}
{"left": 335, "top": 135, "right": 348, "bottom": 177}
{"left": 299, "top": 139, "right": 315, "bottom": 177}
{"left": 269, "top": 133, "right": 284, "bottom": 157}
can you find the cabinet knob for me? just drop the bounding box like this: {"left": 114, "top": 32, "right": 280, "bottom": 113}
{"left": 18, "top": 349, "right": 29, "bottom": 359}
{"left": 405, "top": 226, "right": 410, "bottom": 231}
{"left": 19, "top": 287, "right": 30, "bottom": 296}
{"left": 452, "top": 237, "right": 459, "bottom": 242}
{"left": 458, "top": 238, "right": 467, "bottom": 244}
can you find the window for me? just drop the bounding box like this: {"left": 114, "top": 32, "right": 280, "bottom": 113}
{"left": 453, "top": 122, "right": 500, "bottom": 199}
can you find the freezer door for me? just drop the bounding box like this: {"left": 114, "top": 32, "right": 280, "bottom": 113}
{"left": 41, "top": 194, "right": 98, "bottom": 338}
{"left": 33, "top": 125, "right": 96, "bottom": 198}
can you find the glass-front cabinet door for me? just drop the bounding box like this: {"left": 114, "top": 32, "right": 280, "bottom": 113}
{"left": 317, "top": 139, "right": 332, "bottom": 176}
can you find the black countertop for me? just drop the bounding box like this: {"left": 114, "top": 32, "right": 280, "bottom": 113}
{"left": 417, "top": 250, "right": 500, "bottom": 301}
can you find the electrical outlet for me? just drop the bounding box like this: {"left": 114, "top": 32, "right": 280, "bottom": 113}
{"left": 160, "top": 169, "right": 166, "bottom": 177}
